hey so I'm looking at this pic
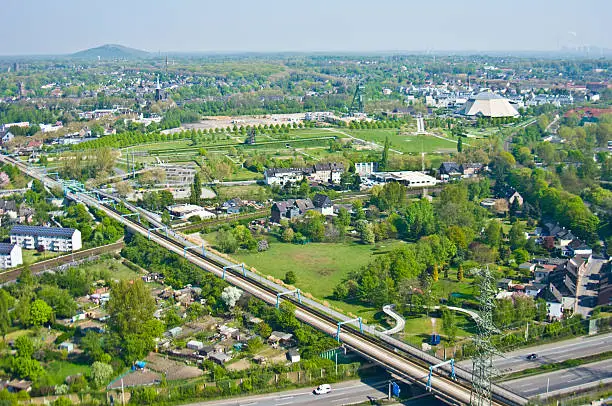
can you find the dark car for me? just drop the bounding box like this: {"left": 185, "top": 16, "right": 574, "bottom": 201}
{"left": 526, "top": 353, "right": 538, "bottom": 360}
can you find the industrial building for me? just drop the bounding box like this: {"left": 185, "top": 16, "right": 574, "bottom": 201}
{"left": 459, "top": 92, "right": 519, "bottom": 118}
{"left": 10, "top": 225, "right": 82, "bottom": 252}
{"left": 0, "top": 243, "right": 22, "bottom": 269}
{"left": 167, "top": 204, "right": 216, "bottom": 220}
{"left": 371, "top": 171, "right": 439, "bottom": 187}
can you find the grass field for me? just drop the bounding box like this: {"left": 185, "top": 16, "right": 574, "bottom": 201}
{"left": 215, "top": 184, "right": 271, "bottom": 201}
{"left": 22, "top": 249, "right": 61, "bottom": 266}
{"left": 79, "top": 258, "right": 142, "bottom": 282}
{"left": 230, "top": 239, "right": 403, "bottom": 321}
{"left": 345, "top": 129, "right": 460, "bottom": 154}
{"left": 46, "top": 360, "right": 92, "bottom": 385}
{"left": 401, "top": 312, "right": 476, "bottom": 346}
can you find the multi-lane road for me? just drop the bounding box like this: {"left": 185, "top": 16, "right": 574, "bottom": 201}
{"left": 458, "top": 332, "right": 612, "bottom": 374}
{"left": 185, "top": 379, "right": 445, "bottom": 406}
{"left": 502, "top": 358, "right": 612, "bottom": 398}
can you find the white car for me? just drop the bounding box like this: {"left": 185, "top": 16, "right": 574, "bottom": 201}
{"left": 314, "top": 384, "right": 331, "bottom": 395}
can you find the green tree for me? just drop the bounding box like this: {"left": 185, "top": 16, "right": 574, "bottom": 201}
{"left": 90, "top": 362, "right": 114, "bottom": 389}
{"left": 0, "top": 290, "right": 11, "bottom": 340}
{"left": 380, "top": 137, "right": 390, "bottom": 170}
{"left": 284, "top": 271, "right": 297, "bottom": 285}
{"left": 247, "top": 336, "right": 264, "bottom": 354}
{"left": 190, "top": 172, "right": 202, "bottom": 205}
{"left": 457, "top": 137, "right": 463, "bottom": 153}
{"left": 441, "top": 306, "right": 458, "bottom": 343}
{"left": 28, "top": 299, "right": 53, "bottom": 327}
{"left": 217, "top": 229, "right": 238, "bottom": 253}
{"left": 37, "top": 286, "right": 77, "bottom": 319}
{"left": 457, "top": 265, "right": 464, "bottom": 282}
{"left": 281, "top": 227, "right": 295, "bottom": 243}
{"left": 484, "top": 220, "right": 502, "bottom": 248}
{"left": 509, "top": 221, "right": 527, "bottom": 250}
{"left": 107, "top": 279, "right": 164, "bottom": 361}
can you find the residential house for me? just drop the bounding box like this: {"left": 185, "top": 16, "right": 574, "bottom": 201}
{"left": 525, "top": 283, "right": 546, "bottom": 298}
{"left": 17, "top": 204, "right": 35, "bottom": 224}
{"left": 309, "top": 162, "right": 344, "bottom": 184}
{"left": 264, "top": 168, "right": 306, "bottom": 186}
{"left": 438, "top": 162, "right": 462, "bottom": 181}
{"left": 0, "top": 131, "right": 14, "bottom": 145}
{"left": 0, "top": 243, "right": 22, "bottom": 269}
{"left": 0, "top": 200, "right": 18, "bottom": 219}
{"left": 271, "top": 198, "right": 314, "bottom": 223}
{"left": 565, "top": 239, "right": 592, "bottom": 257}
{"left": 460, "top": 163, "right": 484, "bottom": 177}
{"left": 536, "top": 256, "right": 587, "bottom": 318}
{"left": 506, "top": 189, "right": 523, "bottom": 207}
{"left": 312, "top": 193, "right": 333, "bottom": 216}
{"left": 222, "top": 198, "right": 244, "bottom": 215}
{"left": 598, "top": 263, "right": 612, "bottom": 306}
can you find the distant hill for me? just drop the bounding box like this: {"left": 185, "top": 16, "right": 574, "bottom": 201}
{"left": 71, "top": 44, "right": 150, "bottom": 59}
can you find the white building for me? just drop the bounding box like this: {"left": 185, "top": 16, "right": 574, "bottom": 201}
{"left": 264, "top": 168, "right": 306, "bottom": 186}
{"left": 371, "top": 171, "right": 439, "bottom": 187}
{"left": 167, "top": 204, "right": 216, "bottom": 220}
{"left": 309, "top": 163, "right": 344, "bottom": 184}
{"left": 0, "top": 243, "right": 22, "bottom": 269}
{"left": 10, "top": 225, "right": 82, "bottom": 252}
{"left": 459, "top": 92, "right": 520, "bottom": 118}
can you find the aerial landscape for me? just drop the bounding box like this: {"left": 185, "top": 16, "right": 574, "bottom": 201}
{"left": 0, "top": 1, "right": 610, "bottom": 405}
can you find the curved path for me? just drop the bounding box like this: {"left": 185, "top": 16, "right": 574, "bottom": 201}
{"left": 381, "top": 304, "right": 405, "bottom": 335}
{"left": 427, "top": 305, "right": 481, "bottom": 323}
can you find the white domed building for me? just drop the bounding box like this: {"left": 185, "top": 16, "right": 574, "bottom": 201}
{"left": 459, "top": 92, "right": 519, "bottom": 118}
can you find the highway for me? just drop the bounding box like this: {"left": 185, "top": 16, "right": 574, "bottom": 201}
{"left": 185, "top": 379, "right": 397, "bottom": 406}
{"left": 458, "top": 333, "right": 612, "bottom": 374}
{"left": 0, "top": 155, "right": 527, "bottom": 406}
{"left": 502, "top": 358, "right": 612, "bottom": 398}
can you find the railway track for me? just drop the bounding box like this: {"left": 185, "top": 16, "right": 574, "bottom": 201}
{"left": 0, "top": 154, "right": 526, "bottom": 405}
{"left": 94, "top": 199, "right": 525, "bottom": 406}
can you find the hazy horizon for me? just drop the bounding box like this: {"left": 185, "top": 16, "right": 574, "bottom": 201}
{"left": 3, "top": 0, "right": 611, "bottom": 56}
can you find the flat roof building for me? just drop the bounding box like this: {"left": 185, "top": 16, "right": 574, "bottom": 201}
{"left": 371, "top": 171, "right": 439, "bottom": 187}
{"left": 10, "top": 225, "right": 81, "bottom": 252}
{"left": 167, "top": 204, "right": 216, "bottom": 220}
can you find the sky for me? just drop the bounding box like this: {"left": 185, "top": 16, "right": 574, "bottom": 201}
{"left": 2, "top": 0, "right": 611, "bottom": 55}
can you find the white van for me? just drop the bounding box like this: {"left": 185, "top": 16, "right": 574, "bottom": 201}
{"left": 314, "top": 384, "right": 331, "bottom": 395}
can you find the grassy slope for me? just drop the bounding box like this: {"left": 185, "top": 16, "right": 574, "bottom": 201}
{"left": 345, "top": 129, "right": 459, "bottom": 154}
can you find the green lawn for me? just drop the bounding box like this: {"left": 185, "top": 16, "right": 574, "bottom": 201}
{"left": 21, "top": 249, "right": 61, "bottom": 266}
{"left": 401, "top": 312, "right": 476, "bottom": 346}
{"left": 230, "top": 239, "right": 403, "bottom": 321}
{"left": 345, "top": 129, "right": 460, "bottom": 154}
{"left": 79, "top": 258, "right": 142, "bottom": 282}
{"left": 46, "top": 360, "right": 92, "bottom": 385}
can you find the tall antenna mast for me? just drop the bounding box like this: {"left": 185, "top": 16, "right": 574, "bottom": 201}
{"left": 470, "top": 266, "right": 499, "bottom": 406}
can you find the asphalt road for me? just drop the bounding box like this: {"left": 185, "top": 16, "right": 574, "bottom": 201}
{"left": 458, "top": 333, "right": 612, "bottom": 374}
{"left": 502, "top": 358, "right": 612, "bottom": 398}
{"left": 185, "top": 379, "right": 390, "bottom": 406}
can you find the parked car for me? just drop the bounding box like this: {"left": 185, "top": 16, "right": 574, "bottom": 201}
{"left": 526, "top": 353, "right": 538, "bottom": 360}
{"left": 314, "top": 384, "right": 331, "bottom": 395}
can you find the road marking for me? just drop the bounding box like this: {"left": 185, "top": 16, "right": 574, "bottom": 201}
{"left": 241, "top": 403, "right": 258, "bottom": 406}
{"left": 279, "top": 396, "right": 294, "bottom": 399}
{"left": 276, "top": 402, "right": 293, "bottom": 406}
